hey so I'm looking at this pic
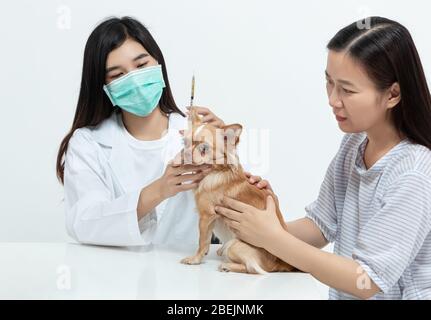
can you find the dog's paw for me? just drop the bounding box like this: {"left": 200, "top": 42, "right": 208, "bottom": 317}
{"left": 218, "top": 263, "right": 231, "bottom": 273}
{"left": 216, "top": 247, "right": 224, "bottom": 256}
{"left": 180, "top": 256, "right": 202, "bottom": 265}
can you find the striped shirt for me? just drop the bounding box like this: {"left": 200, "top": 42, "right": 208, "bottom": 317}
{"left": 305, "top": 132, "right": 431, "bottom": 300}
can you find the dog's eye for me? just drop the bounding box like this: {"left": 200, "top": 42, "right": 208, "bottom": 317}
{"left": 199, "top": 143, "right": 210, "bottom": 155}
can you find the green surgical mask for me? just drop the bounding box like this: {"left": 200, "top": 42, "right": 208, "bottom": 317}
{"left": 103, "top": 65, "right": 166, "bottom": 117}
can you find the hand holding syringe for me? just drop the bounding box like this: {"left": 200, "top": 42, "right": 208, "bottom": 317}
{"left": 186, "top": 74, "right": 225, "bottom": 127}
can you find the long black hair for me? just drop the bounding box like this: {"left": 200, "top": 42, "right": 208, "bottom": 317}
{"left": 56, "top": 16, "right": 185, "bottom": 184}
{"left": 327, "top": 16, "right": 431, "bottom": 150}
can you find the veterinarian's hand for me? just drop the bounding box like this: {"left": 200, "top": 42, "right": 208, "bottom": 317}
{"left": 245, "top": 172, "right": 279, "bottom": 206}
{"left": 156, "top": 163, "right": 212, "bottom": 200}
{"left": 186, "top": 106, "right": 225, "bottom": 128}
{"left": 215, "top": 196, "right": 285, "bottom": 249}
{"left": 245, "top": 172, "right": 274, "bottom": 191}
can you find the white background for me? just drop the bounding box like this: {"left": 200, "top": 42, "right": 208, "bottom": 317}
{"left": 1, "top": 0, "right": 430, "bottom": 244}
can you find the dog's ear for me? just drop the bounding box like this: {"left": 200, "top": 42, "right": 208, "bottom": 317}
{"left": 223, "top": 124, "right": 243, "bottom": 145}
{"left": 188, "top": 107, "right": 202, "bottom": 126}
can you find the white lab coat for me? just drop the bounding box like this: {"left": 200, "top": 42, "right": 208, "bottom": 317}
{"left": 63, "top": 111, "right": 199, "bottom": 247}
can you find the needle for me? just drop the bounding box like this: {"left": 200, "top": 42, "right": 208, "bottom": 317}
{"left": 190, "top": 74, "right": 195, "bottom": 107}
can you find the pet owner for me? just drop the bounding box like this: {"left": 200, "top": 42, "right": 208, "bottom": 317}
{"left": 216, "top": 17, "right": 431, "bottom": 299}
{"left": 56, "top": 17, "right": 224, "bottom": 247}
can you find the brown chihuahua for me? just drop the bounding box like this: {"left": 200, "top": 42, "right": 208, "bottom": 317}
{"left": 178, "top": 108, "right": 295, "bottom": 274}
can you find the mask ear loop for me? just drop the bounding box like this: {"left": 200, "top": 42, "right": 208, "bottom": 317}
{"left": 103, "top": 86, "right": 117, "bottom": 106}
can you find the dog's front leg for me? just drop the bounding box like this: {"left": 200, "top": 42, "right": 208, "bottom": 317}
{"left": 181, "top": 213, "right": 216, "bottom": 265}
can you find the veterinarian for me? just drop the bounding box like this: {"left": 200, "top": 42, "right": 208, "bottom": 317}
{"left": 56, "top": 17, "right": 224, "bottom": 246}
{"left": 216, "top": 17, "right": 431, "bottom": 299}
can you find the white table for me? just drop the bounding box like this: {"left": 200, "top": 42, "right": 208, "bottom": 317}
{"left": 0, "top": 243, "right": 324, "bottom": 300}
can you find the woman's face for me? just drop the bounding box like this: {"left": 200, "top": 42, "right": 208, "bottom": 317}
{"left": 105, "top": 38, "right": 158, "bottom": 84}
{"left": 325, "top": 50, "right": 398, "bottom": 133}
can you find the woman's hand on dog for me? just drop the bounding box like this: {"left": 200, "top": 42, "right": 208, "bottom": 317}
{"left": 215, "top": 196, "right": 284, "bottom": 249}
{"left": 245, "top": 172, "right": 273, "bottom": 191}
{"left": 245, "top": 172, "right": 279, "bottom": 205}
{"left": 186, "top": 106, "right": 225, "bottom": 128}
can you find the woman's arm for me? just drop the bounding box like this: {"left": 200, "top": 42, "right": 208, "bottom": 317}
{"left": 64, "top": 130, "right": 210, "bottom": 245}
{"left": 136, "top": 181, "right": 165, "bottom": 220}
{"left": 216, "top": 196, "right": 380, "bottom": 300}
{"left": 286, "top": 218, "right": 328, "bottom": 249}
{"left": 137, "top": 163, "right": 211, "bottom": 220}
{"left": 266, "top": 227, "right": 380, "bottom": 299}
{"left": 244, "top": 173, "right": 328, "bottom": 249}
